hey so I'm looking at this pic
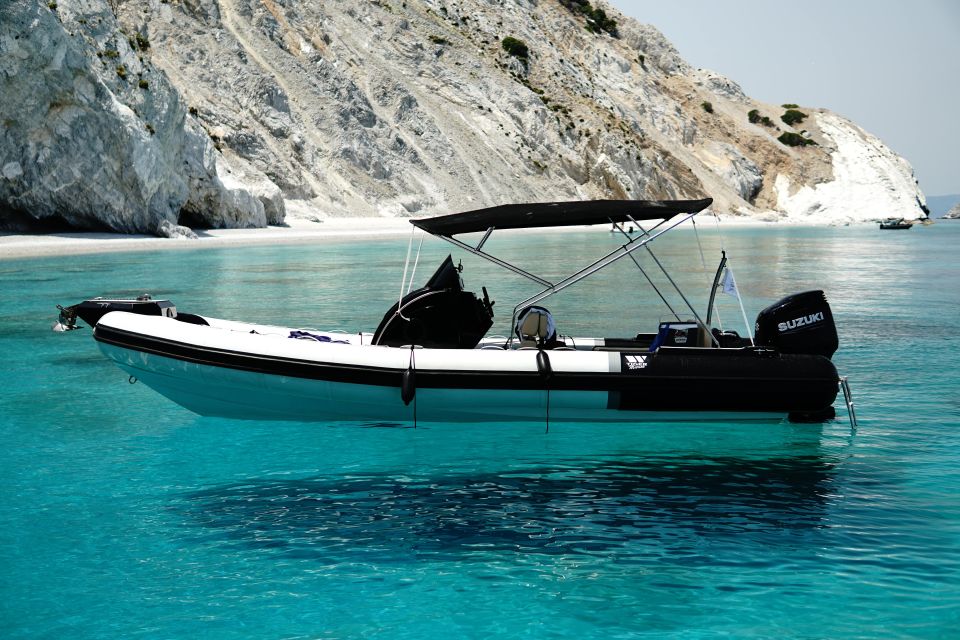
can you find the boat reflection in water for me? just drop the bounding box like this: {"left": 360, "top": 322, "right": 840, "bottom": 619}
{"left": 177, "top": 422, "right": 840, "bottom": 563}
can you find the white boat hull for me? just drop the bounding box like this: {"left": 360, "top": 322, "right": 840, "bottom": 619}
{"left": 101, "top": 345, "right": 789, "bottom": 423}
{"left": 94, "top": 312, "right": 837, "bottom": 424}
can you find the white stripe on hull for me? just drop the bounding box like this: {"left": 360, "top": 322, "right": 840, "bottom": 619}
{"left": 98, "top": 313, "right": 616, "bottom": 375}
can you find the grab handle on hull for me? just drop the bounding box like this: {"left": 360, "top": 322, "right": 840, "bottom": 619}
{"left": 401, "top": 346, "right": 417, "bottom": 428}
{"left": 535, "top": 350, "right": 552, "bottom": 380}
{"left": 536, "top": 350, "right": 553, "bottom": 433}
{"left": 401, "top": 366, "right": 415, "bottom": 406}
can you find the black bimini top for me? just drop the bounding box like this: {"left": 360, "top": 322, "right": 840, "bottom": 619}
{"left": 410, "top": 198, "right": 712, "bottom": 236}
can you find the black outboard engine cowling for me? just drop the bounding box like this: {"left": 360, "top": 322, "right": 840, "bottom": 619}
{"left": 372, "top": 255, "right": 494, "bottom": 349}
{"left": 754, "top": 290, "right": 838, "bottom": 358}
{"left": 57, "top": 294, "right": 177, "bottom": 330}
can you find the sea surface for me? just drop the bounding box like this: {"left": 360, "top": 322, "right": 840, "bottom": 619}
{"left": 2, "top": 222, "right": 959, "bottom": 638}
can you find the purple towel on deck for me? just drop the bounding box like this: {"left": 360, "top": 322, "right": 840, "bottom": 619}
{"left": 289, "top": 330, "right": 349, "bottom": 344}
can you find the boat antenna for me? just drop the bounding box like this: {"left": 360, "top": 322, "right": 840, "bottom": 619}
{"left": 711, "top": 209, "right": 728, "bottom": 253}
{"left": 397, "top": 224, "right": 416, "bottom": 321}
{"left": 405, "top": 230, "right": 425, "bottom": 295}
{"left": 628, "top": 215, "right": 719, "bottom": 347}
{"left": 692, "top": 217, "right": 707, "bottom": 269}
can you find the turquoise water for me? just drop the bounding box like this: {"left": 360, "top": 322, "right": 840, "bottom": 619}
{"left": 2, "top": 224, "right": 959, "bottom": 638}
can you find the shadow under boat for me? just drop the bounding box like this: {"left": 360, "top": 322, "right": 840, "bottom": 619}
{"left": 175, "top": 426, "right": 841, "bottom": 563}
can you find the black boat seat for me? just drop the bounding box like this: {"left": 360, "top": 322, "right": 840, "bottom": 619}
{"left": 649, "top": 321, "right": 713, "bottom": 350}
{"left": 515, "top": 306, "right": 559, "bottom": 349}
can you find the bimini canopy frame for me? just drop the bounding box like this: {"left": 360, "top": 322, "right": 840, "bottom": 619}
{"left": 410, "top": 199, "right": 714, "bottom": 338}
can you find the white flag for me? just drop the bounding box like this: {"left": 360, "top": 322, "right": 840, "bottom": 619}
{"left": 721, "top": 268, "right": 738, "bottom": 297}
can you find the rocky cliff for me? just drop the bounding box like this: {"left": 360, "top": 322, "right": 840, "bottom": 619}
{"left": 0, "top": 0, "right": 928, "bottom": 233}
{"left": 0, "top": 0, "right": 283, "bottom": 234}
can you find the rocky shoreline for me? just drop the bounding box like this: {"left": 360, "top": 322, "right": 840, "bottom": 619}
{"left": 0, "top": 207, "right": 897, "bottom": 262}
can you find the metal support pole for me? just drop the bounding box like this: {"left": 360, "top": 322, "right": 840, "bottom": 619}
{"left": 612, "top": 222, "right": 681, "bottom": 321}
{"left": 631, "top": 217, "right": 719, "bottom": 347}
{"left": 510, "top": 213, "right": 699, "bottom": 333}
{"left": 438, "top": 235, "right": 553, "bottom": 288}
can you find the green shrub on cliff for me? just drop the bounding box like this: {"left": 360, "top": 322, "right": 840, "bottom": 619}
{"left": 501, "top": 37, "right": 529, "bottom": 62}
{"left": 559, "top": 1, "right": 618, "bottom": 36}
{"left": 748, "top": 109, "right": 775, "bottom": 127}
{"left": 781, "top": 109, "right": 807, "bottom": 126}
{"left": 778, "top": 132, "right": 816, "bottom": 147}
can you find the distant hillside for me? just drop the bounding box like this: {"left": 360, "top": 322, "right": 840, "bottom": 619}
{"left": 926, "top": 194, "right": 960, "bottom": 218}
{"left": 0, "top": 0, "right": 930, "bottom": 233}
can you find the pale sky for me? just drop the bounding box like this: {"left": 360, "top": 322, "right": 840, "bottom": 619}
{"left": 611, "top": 0, "right": 960, "bottom": 196}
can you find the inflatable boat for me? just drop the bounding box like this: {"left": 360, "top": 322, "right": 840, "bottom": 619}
{"left": 58, "top": 199, "right": 850, "bottom": 425}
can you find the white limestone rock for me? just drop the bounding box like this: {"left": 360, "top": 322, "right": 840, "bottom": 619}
{"left": 156, "top": 219, "right": 198, "bottom": 239}
{"left": 694, "top": 69, "right": 750, "bottom": 104}
{"left": 774, "top": 113, "right": 926, "bottom": 223}
{"left": 0, "top": 0, "right": 270, "bottom": 234}
{"left": 619, "top": 22, "right": 690, "bottom": 76}
{"left": 693, "top": 142, "right": 763, "bottom": 202}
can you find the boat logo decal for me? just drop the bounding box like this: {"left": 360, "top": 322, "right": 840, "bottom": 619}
{"left": 624, "top": 354, "right": 648, "bottom": 370}
{"left": 778, "top": 312, "right": 824, "bottom": 332}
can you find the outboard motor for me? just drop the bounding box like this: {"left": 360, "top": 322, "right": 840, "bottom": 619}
{"left": 372, "top": 255, "right": 494, "bottom": 348}
{"left": 54, "top": 294, "right": 209, "bottom": 332}
{"left": 55, "top": 294, "right": 177, "bottom": 331}
{"left": 754, "top": 290, "right": 838, "bottom": 358}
